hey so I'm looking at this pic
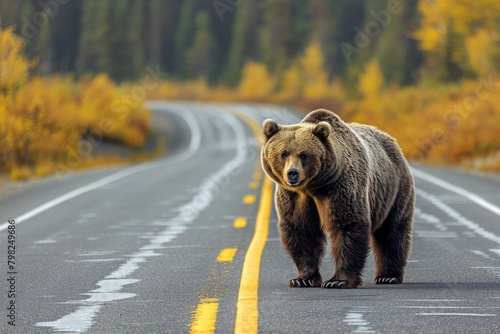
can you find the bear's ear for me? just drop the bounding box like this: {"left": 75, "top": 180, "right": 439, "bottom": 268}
{"left": 263, "top": 119, "right": 280, "bottom": 141}
{"left": 312, "top": 121, "right": 331, "bottom": 140}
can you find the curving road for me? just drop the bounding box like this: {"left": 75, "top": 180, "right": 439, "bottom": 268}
{"left": 1, "top": 102, "right": 499, "bottom": 334}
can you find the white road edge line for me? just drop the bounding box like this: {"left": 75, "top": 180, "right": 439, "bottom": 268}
{"left": 148, "top": 102, "right": 202, "bottom": 164}
{"left": 418, "top": 313, "right": 497, "bottom": 317}
{"left": 411, "top": 167, "right": 500, "bottom": 217}
{"left": 0, "top": 105, "right": 201, "bottom": 232}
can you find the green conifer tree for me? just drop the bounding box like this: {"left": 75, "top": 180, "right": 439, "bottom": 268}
{"left": 186, "top": 11, "right": 216, "bottom": 81}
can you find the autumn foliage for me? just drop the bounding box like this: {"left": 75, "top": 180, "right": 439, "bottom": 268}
{"left": 0, "top": 26, "right": 150, "bottom": 180}
{"left": 148, "top": 38, "right": 500, "bottom": 172}
{"left": 3, "top": 0, "right": 500, "bottom": 181}
{"left": 347, "top": 74, "right": 500, "bottom": 170}
{"left": 149, "top": 40, "right": 346, "bottom": 107}
{"left": 414, "top": 0, "right": 500, "bottom": 80}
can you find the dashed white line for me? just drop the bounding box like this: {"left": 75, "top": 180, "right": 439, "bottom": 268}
{"left": 76, "top": 251, "right": 117, "bottom": 256}
{"left": 64, "top": 259, "right": 123, "bottom": 263}
{"left": 415, "top": 231, "right": 457, "bottom": 238}
{"left": 33, "top": 238, "right": 57, "bottom": 244}
{"left": 412, "top": 167, "right": 500, "bottom": 217}
{"left": 470, "top": 250, "right": 491, "bottom": 259}
{"left": 490, "top": 249, "right": 500, "bottom": 256}
{"left": 397, "top": 306, "right": 500, "bottom": 309}
{"left": 37, "top": 305, "right": 101, "bottom": 333}
{"left": 343, "top": 312, "right": 375, "bottom": 333}
{"left": 414, "top": 208, "right": 441, "bottom": 224}
{"left": 418, "top": 313, "right": 496, "bottom": 317}
{"left": 398, "top": 299, "right": 465, "bottom": 302}
{"left": 417, "top": 188, "right": 500, "bottom": 245}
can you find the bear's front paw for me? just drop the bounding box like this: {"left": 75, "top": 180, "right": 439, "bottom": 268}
{"left": 321, "top": 278, "right": 360, "bottom": 289}
{"left": 321, "top": 280, "right": 348, "bottom": 289}
{"left": 374, "top": 276, "right": 401, "bottom": 284}
{"left": 289, "top": 278, "right": 321, "bottom": 288}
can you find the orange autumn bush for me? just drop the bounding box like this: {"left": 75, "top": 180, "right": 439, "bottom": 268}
{"left": 148, "top": 52, "right": 499, "bottom": 171}
{"left": 147, "top": 40, "right": 346, "bottom": 110}
{"left": 347, "top": 72, "right": 500, "bottom": 167}
{"left": 2, "top": 21, "right": 497, "bottom": 179}
{"left": 0, "top": 26, "right": 150, "bottom": 180}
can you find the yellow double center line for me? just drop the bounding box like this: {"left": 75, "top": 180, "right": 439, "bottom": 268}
{"left": 189, "top": 108, "right": 272, "bottom": 334}
{"left": 234, "top": 177, "right": 272, "bottom": 333}
{"left": 231, "top": 109, "right": 273, "bottom": 334}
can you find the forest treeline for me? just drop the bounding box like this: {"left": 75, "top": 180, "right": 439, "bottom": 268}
{"left": 0, "top": 0, "right": 423, "bottom": 86}
{"left": 1, "top": 0, "right": 500, "bottom": 173}
{"left": 2, "top": 0, "right": 500, "bottom": 87}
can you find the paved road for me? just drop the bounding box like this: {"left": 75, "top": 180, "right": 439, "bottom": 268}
{"left": 1, "top": 102, "right": 499, "bottom": 334}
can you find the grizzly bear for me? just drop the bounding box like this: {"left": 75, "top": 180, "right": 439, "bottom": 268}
{"left": 261, "top": 109, "right": 414, "bottom": 289}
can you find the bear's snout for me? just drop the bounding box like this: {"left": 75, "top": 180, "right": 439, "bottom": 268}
{"left": 287, "top": 168, "right": 300, "bottom": 186}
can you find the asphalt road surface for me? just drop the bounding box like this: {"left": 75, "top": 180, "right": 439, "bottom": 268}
{"left": 1, "top": 102, "right": 499, "bottom": 334}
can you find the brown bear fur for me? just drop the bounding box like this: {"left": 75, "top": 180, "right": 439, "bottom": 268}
{"left": 261, "top": 109, "right": 414, "bottom": 289}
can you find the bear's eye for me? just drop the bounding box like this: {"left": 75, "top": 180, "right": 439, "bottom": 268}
{"left": 299, "top": 153, "right": 307, "bottom": 160}
{"left": 281, "top": 152, "right": 288, "bottom": 159}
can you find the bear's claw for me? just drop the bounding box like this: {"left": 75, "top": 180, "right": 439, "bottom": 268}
{"left": 321, "top": 280, "right": 348, "bottom": 289}
{"left": 289, "top": 278, "right": 321, "bottom": 287}
{"left": 375, "top": 277, "right": 401, "bottom": 284}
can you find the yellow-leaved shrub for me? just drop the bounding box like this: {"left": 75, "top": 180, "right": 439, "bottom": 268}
{"left": 0, "top": 26, "right": 150, "bottom": 180}
{"left": 238, "top": 61, "right": 276, "bottom": 101}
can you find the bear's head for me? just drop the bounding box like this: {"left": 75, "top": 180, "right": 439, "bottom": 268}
{"left": 261, "top": 119, "right": 334, "bottom": 192}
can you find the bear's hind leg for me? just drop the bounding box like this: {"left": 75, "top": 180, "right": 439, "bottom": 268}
{"left": 372, "top": 216, "right": 412, "bottom": 284}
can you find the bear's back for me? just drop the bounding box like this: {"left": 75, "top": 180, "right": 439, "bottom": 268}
{"left": 348, "top": 123, "right": 406, "bottom": 168}
{"left": 347, "top": 123, "right": 413, "bottom": 227}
